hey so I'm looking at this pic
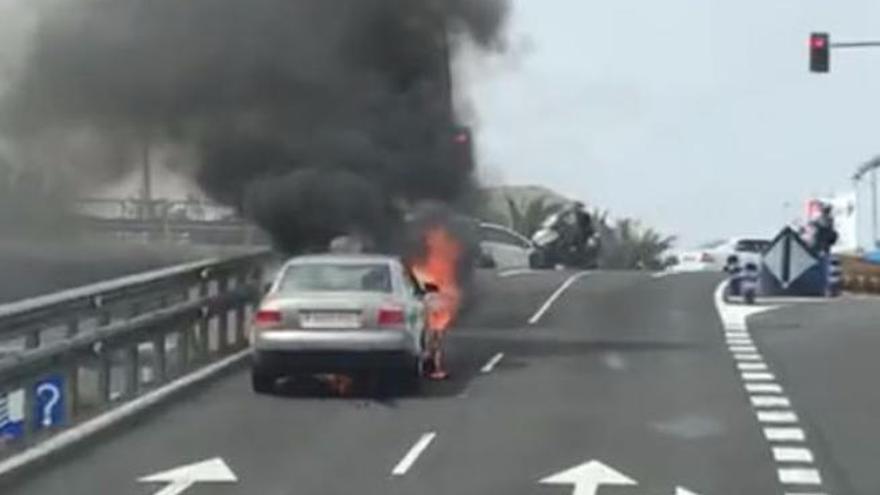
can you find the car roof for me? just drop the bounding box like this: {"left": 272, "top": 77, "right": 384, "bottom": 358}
{"left": 283, "top": 253, "right": 401, "bottom": 266}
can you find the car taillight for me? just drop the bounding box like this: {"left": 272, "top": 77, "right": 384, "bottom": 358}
{"left": 254, "top": 309, "right": 282, "bottom": 328}
{"left": 378, "top": 307, "right": 405, "bottom": 327}
{"left": 700, "top": 252, "right": 715, "bottom": 263}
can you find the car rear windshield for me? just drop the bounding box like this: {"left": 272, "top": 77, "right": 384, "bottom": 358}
{"left": 735, "top": 239, "right": 771, "bottom": 253}
{"left": 279, "top": 263, "right": 392, "bottom": 293}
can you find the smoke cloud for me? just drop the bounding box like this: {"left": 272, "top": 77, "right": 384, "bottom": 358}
{"left": 0, "top": 0, "right": 508, "bottom": 251}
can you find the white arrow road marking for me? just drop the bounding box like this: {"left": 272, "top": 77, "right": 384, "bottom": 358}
{"left": 676, "top": 487, "right": 702, "bottom": 495}
{"left": 539, "top": 460, "right": 637, "bottom": 495}
{"left": 138, "top": 458, "right": 237, "bottom": 495}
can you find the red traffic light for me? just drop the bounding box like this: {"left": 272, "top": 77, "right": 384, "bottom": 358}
{"left": 453, "top": 132, "right": 469, "bottom": 144}
{"left": 809, "top": 32, "right": 830, "bottom": 73}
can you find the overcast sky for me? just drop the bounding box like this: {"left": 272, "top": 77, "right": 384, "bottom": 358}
{"left": 469, "top": 0, "right": 880, "bottom": 246}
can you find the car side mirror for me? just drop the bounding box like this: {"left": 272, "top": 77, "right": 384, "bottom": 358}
{"left": 423, "top": 282, "right": 440, "bottom": 294}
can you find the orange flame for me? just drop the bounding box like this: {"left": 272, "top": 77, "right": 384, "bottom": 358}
{"left": 410, "top": 226, "right": 462, "bottom": 331}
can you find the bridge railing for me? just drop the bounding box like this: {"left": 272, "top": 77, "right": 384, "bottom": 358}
{"left": 0, "top": 249, "right": 272, "bottom": 458}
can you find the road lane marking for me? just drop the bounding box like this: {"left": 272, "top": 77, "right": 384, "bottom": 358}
{"left": 742, "top": 372, "right": 776, "bottom": 381}
{"left": 751, "top": 395, "right": 791, "bottom": 407}
{"left": 729, "top": 345, "right": 758, "bottom": 353}
{"left": 714, "top": 281, "right": 829, "bottom": 494}
{"left": 773, "top": 447, "right": 814, "bottom": 463}
{"left": 392, "top": 432, "right": 436, "bottom": 476}
{"left": 746, "top": 383, "right": 784, "bottom": 393}
{"left": 757, "top": 411, "right": 799, "bottom": 424}
{"left": 764, "top": 427, "right": 806, "bottom": 442}
{"left": 528, "top": 272, "right": 588, "bottom": 325}
{"left": 778, "top": 468, "right": 822, "bottom": 485}
{"left": 651, "top": 271, "right": 677, "bottom": 279}
{"left": 498, "top": 268, "right": 535, "bottom": 278}
{"left": 733, "top": 353, "right": 763, "bottom": 361}
{"left": 480, "top": 353, "right": 505, "bottom": 373}
{"left": 738, "top": 362, "right": 768, "bottom": 371}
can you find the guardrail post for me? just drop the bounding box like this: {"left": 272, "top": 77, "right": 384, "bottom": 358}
{"left": 196, "top": 272, "right": 210, "bottom": 361}
{"left": 217, "top": 275, "right": 230, "bottom": 353}
{"left": 153, "top": 334, "right": 166, "bottom": 384}
{"left": 125, "top": 345, "right": 139, "bottom": 397}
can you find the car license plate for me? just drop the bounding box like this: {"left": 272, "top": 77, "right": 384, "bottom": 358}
{"left": 300, "top": 312, "right": 361, "bottom": 329}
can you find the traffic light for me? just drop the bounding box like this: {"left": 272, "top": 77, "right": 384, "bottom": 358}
{"left": 451, "top": 126, "right": 473, "bottom": 171}
{"left": 810, "top": 32, "right": 830, "bottom": 73}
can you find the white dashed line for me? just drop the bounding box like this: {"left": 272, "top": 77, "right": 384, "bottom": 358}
{"left": 391, "top": 432, "right": 437, "bottom": 476}
{"left": 733, "top": 353, "right": 764, "bottom": 361}
{"left": 751, "top": 395, "right": 791, "bottom": 408}
{"left": 528, "top": 272, "right": 588, "bottom": 325}
{"left": 742, "top": 372, "right": 776, "bottom": 381}
{"left": 764, "top": 427, "right": 806, "bottom": 442}
{"left": 738, "top": 362, "right": 768, "bottom": 371}
{"left": 778, "top": 468, "right": 823, "bottom": 485}
{"left": 757, "top": 410, "right": 799, "bottom": 424}
{"left": 729, "top": 345, "right": 758, "bottom": 353}
{"left": 480, "top": 353, "right": 505, "bottom": 374}
{"left": 746, "top": 382, "right": 784, "bottom": 394}
{"left": 773, "top": 447, "right": 815, "bottom": 463}
{"left": 714, "top": 281, "right": 828, "bottom": 494}
{"left": 498, "top": 268, "right": 535, "bottom": 278}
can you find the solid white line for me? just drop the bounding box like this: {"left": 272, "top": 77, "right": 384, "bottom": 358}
{"left": 765, "top": 427, "right": 806, "bottom": 442}
{"left": 729, "top": 345, "right": 758, "bottom": 353}
{"left": 391, "top": 432, "right": 437, "bottom": 476}
{"left": 733, "top": 353, "right": 763, "bottom": 361}
{"left": 773, "top": 447, "right": 814, "bottom": 463}
{"left": 0, "top": 348, "right": 251, "bottom": 479}
{"left": 498, "top": 268, "right": 534, "bottom": 278}
{"left": 738, "top": 362, "right": 768, "bottom": 371}
{"left": 757, "top": 410, "right": 799, "bottom": 424}
{"left": 751, "top": 395, "right": 791, "bottom": 407}
{"left": 778, "top": 468, "right": 822, "bottom": 485}
{"left": 747, "top": 383, "right": 784, "bottom": 393}
{"left": 742, "top": 372, "right": 776, "bottom": 381}
{"left": 527, "top": 272, "right": 588, "bottom": 325}
{"left": 480, "top": 353, "right": 505, "bottom": 374}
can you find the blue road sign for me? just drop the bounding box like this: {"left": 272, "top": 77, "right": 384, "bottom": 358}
{"left": 34, "top": 374, "right": 65, "bottom": 429}
{"left": 0, "top": 389, "right": 25, "bottom": 440}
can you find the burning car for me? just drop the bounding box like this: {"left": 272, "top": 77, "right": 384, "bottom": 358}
{"left": 249, "top": 253, "right": 436, "bottom": 394}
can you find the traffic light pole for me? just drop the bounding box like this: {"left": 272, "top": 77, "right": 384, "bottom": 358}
{"left": 830, "top": 41, "right": 880, "bottom": 49}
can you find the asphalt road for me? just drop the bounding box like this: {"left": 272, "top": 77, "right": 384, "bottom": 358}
{"left": 3, "top": 269, "right": 878, "bottom": 494}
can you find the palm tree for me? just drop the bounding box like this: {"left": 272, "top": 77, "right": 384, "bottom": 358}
{"left": 507, "top": 197, "right": 561, "bottom": 237}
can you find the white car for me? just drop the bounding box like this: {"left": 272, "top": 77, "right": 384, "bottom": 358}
{"left": 477, "top": 223, "right": 537, "bottom": 269}
{"left": 672, "top": 237, "right": 771, "bottom": 272}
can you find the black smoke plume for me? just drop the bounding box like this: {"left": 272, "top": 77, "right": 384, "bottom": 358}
{"left": 0, "top": 0, "right": 508, "bottom": 251}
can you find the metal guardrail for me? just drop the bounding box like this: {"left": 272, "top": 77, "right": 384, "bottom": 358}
{"left": 0, "top": 250, "right": 271, "bottom": 456}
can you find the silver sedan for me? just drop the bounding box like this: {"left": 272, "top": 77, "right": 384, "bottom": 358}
{"left": 249, "top": 254, "right": 434, "bottom": 394}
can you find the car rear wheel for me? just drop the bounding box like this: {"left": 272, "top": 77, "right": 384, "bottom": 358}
{"left": 251, "top": 368, "right": 276, "bottom": 394}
